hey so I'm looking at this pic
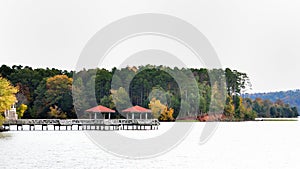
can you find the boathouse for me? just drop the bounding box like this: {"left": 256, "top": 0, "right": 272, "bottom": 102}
{"left": 4, "top": 104, "right": 18, "bottom": 120}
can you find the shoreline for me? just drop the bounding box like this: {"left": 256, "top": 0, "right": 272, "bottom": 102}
{"left": 254, "top": 117, "right": 298, "bottom": 121}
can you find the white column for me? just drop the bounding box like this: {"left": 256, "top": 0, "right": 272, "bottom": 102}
{"left": 108, "top": 113, "right": 111, "bottom": 119}
{"left": 94, "top": 112, "right": 97, "bottom": 119}
{"left": 140, "top": 113, "right": 142, "bottom": 119}
{"left": 146, "top": 113, "right": 148, "bottom": 119}
{"left": 132, "top": 113, "right": 134, "bottom": 119}
{"left": 126, "top": 114, "right": 128, "bottom": 119}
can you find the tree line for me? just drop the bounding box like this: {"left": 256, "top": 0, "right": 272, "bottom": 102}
{"left": 0, "top": 64, "right": 298, "bottom": 122}
{"left": 247, "top": 90, "right": 300, "bottom": 115}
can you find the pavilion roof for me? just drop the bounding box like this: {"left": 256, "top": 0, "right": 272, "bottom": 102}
{"left": 85, "top": 105, "right": 115, "bottom": 113}
{"left": 121, "top": 105, "right": 152, "bottom": 113}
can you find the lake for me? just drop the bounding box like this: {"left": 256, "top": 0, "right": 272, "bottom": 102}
{"left": 0, "top": 120, "right": 299, "bottom": 169}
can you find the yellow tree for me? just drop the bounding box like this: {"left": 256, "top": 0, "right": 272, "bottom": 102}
{"left": 159, "top": 107, "right": 174, "bottom": 121}
{"left": 0, "top": 77, "right": 18, "bottom": 125}
{"left": 16, "top": 104, "right": 28, "bottom": 119}
{"left": 148, "top": 98, "right": 174, "bottom": 121}
{"left": 45, "top": 75, "right": 73, "bottom": 118}
{"left": 224, "top": 95, "right": 235, "bottom": 120}
{"left": 148, "top": 98, "right": 165, "bottom": 119}
{"left": 48, "top": 105, "right": 67, "bottom": 119}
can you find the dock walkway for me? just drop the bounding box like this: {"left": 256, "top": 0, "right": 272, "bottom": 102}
{"left": 2, "top": 119, "right": 160, "bottom": 131}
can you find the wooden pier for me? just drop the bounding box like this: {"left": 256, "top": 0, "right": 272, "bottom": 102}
{"left": 2, "top": 119, "right": 160, "bottom": 131}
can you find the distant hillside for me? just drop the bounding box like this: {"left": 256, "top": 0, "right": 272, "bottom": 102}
{"left": 246, "top": 90, "right": 300, "bottom": 114}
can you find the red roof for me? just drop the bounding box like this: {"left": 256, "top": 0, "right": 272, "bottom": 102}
{"left": 121, "top": 105, "right": 152, "bottom": 113}
{"left": 85, "top": 105, "right": 115, "bottom": 113}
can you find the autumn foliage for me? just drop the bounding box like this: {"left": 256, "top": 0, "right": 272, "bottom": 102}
{"left": 148, "top": 98, "right": 174, "bottom": 121}
{"left": 0, "top": 77, "right": 18, "bottom": 125}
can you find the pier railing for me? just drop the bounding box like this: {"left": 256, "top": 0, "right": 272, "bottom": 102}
{"left": 2, "top": 119, "right": 160, "bottom": 131}
{"left": 3, "top": 119, "right": 159, "bottom": 125}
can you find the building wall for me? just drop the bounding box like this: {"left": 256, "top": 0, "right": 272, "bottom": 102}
{"left": 4, "top": 104, "right": 18, "bottom": 120}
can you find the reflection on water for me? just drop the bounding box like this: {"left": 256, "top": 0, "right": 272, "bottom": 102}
{"left": 0, "top": 132, "right": 12, "bottom": 139}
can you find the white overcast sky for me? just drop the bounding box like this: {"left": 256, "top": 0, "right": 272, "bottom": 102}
{"left": 0, "top": 0, "right": 299, "bottom": 93}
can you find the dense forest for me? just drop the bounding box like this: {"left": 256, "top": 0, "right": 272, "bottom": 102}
{"left": 247, "top": 90, "right": 300, "bottom": 116}
{"left": 0, "top": 64, "right": 298, "bottom": 122}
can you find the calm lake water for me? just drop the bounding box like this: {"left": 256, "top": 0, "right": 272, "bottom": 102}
{"left": 1, "top": 120, "right": 299, "bottom": 169}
